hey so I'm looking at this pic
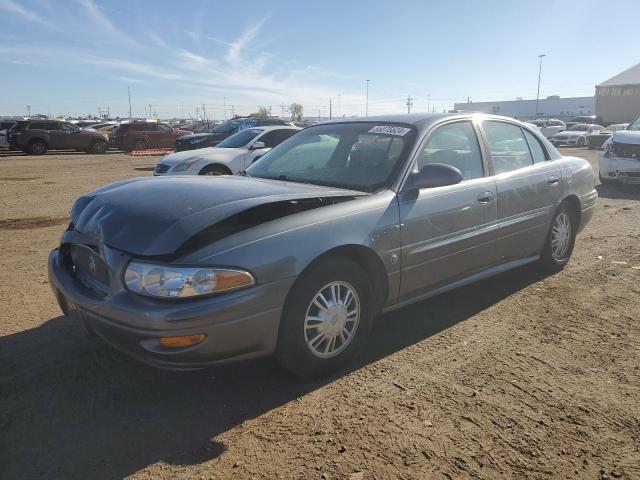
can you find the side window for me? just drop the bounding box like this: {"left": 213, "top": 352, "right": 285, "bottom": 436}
{"left": 523, "top": 129, "right": 547, "bottom": 164}
{"left": 417, "top": 121, "right": 484, "bottom": 180}
{"left": 259, "top": 129, "right": 296, "bottom": 148}
{"left": 157, "top": 123, "right": 172, "bottom": 132}
{"left": 46, "top": 122, "right": 61, "bottom": 130}
{"left": 28, "top": 122, "right": 47, "bottom": 130}
{"left": 483, "top": 121, "right": 534, "bottom": 175}
{"left": 61, "top": 122, "right": 79, "bottom": 132}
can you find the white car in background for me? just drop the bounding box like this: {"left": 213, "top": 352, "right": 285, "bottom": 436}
{"left": 528, "top": 119, "right": 566, "bottom": 138}
{"left": 599, "top": 114, "right": 640, "bottom": 184}
{"left": 154, "top": 126, "right": 300, "bottom": 176}
{"left": 550, "top": 123, "right": 604, "bottom": 147}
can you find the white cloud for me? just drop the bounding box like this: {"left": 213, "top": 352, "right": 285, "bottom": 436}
{"left": 0, "top": 0, "right": 45, "bottom": 23}
{"left": 225, "top": 17, "right": 266, "bottom": 63}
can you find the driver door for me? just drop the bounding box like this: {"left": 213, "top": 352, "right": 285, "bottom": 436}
{"left": 398, "top": 120, "right": 498, "bottom": 300}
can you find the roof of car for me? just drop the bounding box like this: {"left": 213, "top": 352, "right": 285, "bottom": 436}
{"left": 257, "top": 125, "right": 300, "bottom": 131}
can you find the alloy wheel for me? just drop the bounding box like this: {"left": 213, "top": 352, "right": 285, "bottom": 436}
{"left": 303, "top": 281, "right": 360, "bottom": 358}
{"left": 551, "top": 212, "right": 572, "bottom": 261}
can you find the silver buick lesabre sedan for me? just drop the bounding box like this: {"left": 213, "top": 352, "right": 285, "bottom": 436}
{"left": 48, "top": 114, "right": 597, "bottom": 377}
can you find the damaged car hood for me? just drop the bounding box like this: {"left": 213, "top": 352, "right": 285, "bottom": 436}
{"left": 71, "top": 176, "right": 364, "bottom": 257}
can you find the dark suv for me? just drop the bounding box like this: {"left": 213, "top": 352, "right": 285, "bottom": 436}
{"left": 174, "top": 117, "right": 291, "bottom": 151}
{"left": 8, "top": 120, "right": 110, "bottom": 155}
{"left": 111, "top": 122, "right": 192, "bottom": 152}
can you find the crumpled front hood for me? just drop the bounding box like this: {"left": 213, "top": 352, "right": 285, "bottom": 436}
{"left": 612, "top": 130, "right": 640, "bottom": 145}
{"left": 70, "top": 176, "right": 363, "bottom": 257}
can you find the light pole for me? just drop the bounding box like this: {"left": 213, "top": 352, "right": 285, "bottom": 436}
{"left": 427, "top": 94, "right": 430, "bottom": 112}
{"left": 535, "top": 54, "right": 546, "bottom": 117}
{"left": 365, "top": 79, "right": 370, "bottom": 116}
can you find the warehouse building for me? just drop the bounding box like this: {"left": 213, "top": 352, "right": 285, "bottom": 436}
{"left": 453, "top": 96, "right": 594, "bottom": 120}
{"left": 595, "top": 63, "right": 640, "bottom": 124}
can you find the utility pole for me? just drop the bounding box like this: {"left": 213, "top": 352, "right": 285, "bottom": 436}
{"left": 338, "top": 94, "right": 341, "bottom": 118}
{"left": 427, "top": 94, "right": 430, "bottom": 112}
{"left": 127, "top": 87, "right": 132, "bottom": 119}
{"left": 535, "top": 54, "right": 546, "bottom": 117}
{"left": 280, "top": 103, "right": 286, "bottom": 117}
{"left": 27, "top": 105, "right": 31, "bottom": 117}
{"left": 202, "top": 103, "right": 208, "bottom": 127}
{"left": 148, "top": 104, "right": 152, "bottom": 118}
{"left": 223, "top": 97, "right": 227, "bottom": 120}
{"left": 365, "top": 80, "right": 370, "bottom": 116}
{"left": 406, "top": 95, "right": 413, "bottom": 114}
{"left": 231, "top": 105, "right": 235, "bottom": 117}
{"left": 317, "top": 109, "right": 321, "bottom": 121}
{"left": 329, "top": 98, "right": 332, "bottom": 119}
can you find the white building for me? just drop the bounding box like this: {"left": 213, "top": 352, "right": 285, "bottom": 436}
{"left": 596, "top": 63, "right": 640, "bottom": 124}
{"left": 453, "top": 96, "right": 594, "bottom": 120}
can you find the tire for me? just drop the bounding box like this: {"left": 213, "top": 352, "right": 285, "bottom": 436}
{"left": 577, "top": 137, "right": 586, "bottom": 147}
{"left": 199, "top": 165, "right": 230, "bottom": 176}
{"left": 27, "top": 139, "right": 47, "bottom": 155}
{"left": 89, "top": 139, "right": 108, "bottom": 154}
{"left": 539, "top": 203, "right": 577, "bottom": 272}
{"left": 133, "top": 139, "right": 148, "bottom": 151}
{"left": 276, "top": 257, "right": 373, "bottom": 378}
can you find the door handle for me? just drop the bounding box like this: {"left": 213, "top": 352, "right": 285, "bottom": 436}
{"left": 547, "top": 175, "right": 560, "bottom": 185}
{"left": 477, "top": 191, "right": 495, "bottom": 204}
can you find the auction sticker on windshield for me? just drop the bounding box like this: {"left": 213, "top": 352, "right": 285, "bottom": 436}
{"left": 368, "top": 125, "right": 412, "bottom": 136}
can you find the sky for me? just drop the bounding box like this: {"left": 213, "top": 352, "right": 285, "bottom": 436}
{"left": 1, "top": 0, "right": 639, "bottom": 120}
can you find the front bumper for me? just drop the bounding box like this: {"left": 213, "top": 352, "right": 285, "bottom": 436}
{"left": 599, "top": 155, "right": 640, "bottom": 184}
{"left": 551, "top": 137, "right": 582, "bottom": 147}
{"left": 48, "top": 247, "right": 289, "bottom": 370}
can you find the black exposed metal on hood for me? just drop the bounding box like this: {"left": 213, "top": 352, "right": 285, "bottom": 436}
{"left": 173, "top": 196, "right": 356, "bottom": 258}
{"left": 69, "top": 176, "right": 365, "bottom": 257}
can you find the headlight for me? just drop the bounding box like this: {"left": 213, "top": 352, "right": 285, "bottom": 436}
{"left": 124, "top": 261, "right": 255, "bottom": 299}
{"left": 172, "top": 158, "right": 201, "bottom": 172}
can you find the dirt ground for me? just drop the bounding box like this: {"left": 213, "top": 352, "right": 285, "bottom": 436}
{"left": 0, "top": 147, "right": 639, "bottom": 480}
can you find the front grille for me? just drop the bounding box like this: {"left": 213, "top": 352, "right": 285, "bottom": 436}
{"left": 612, "top": 141, "right": 640, "bottom": 158}
{"left": 154, "top": 163, "right": 170, "bottom": 174}
{"left": 69, "top": 245, "right": 109, "bottom": 295}
{"left": 554, "top": 136, "right": 568, "bottom": 141}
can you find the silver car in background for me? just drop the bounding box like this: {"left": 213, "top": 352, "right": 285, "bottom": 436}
{"left": 48, "top": 113, "right": 597, "bottom": 378}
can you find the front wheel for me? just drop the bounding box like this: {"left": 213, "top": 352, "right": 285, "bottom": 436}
{"left": 199, "top": 165, "right": 230, "bottom": 176}
{"left": 599, "top": 172, "right": 615, "bottom": 185}
{"left": 133, "top": 139, "right": 148, "bottom": 151}
{"left": 27, "top": 139, "right": 47, "bottom": 155}
{"left": 89, "top": 139, "right": 108, "bottom": 154}
{"left": 577, "top": 137, "right": 586, "bottom": 147}
{"left": 276, "top": 258, "right": 373, "bottom": 378}
{"left": 539, "top": 204, "right": 576, "bottom": 272}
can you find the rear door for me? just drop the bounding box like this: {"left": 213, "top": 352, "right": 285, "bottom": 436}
{"left": 60, "top": 122, "right": 85, "bottom": 149}
{"left": 480, "top": 120, "right": 562, "bottom": 262}
{"left": 44, "top": 122, "right": 66, "bottom": 149}
{"left": 398, "top": 119, "right": 498, "bottom": 299}
{"left": 156, "top": 123, "right": 174, "bottom": 148}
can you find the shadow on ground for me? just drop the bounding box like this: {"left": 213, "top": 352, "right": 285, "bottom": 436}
{"left": 596, "top": 183, "right": 640, "bottom": 201}
{"left": 0, "top": 264, "right": 548, "bottom": 480}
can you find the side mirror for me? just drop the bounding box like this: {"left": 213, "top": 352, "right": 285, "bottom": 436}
{"left": 251, "top": 141, "right": 267, "bottom": 150}
{"left": 410, "top": 163, "right": 463, "bottom": 189}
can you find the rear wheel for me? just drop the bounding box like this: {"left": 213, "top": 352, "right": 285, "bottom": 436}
{"left": 89, "top": 139, "right": 108, "bottom": 154}
{"left": 27, "top": 139, "right": 47, "bottom": 155}
{"left": 276, "top": 258, "right": 373, "bottom": 378}
{"left": 133, "top": 139, "right": 148, "bottom": 151}
{"left": 539, "top": 203, "right": 577, "bottom": 272}
{"left": 199, "top": 165, "right": 230, "bottom": 176}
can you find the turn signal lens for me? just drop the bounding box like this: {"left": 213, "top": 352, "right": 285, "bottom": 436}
{"left": 159, "top": 334, "right": 207, "bottom": 348}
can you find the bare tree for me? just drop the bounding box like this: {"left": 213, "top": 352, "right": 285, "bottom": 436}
{"left": 250, "top": 106, "right": 270, "bottom": 117}
{"left": 289, "top": 103, "right": 303, "bottom": 122}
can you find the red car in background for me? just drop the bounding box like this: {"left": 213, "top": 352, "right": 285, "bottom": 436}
{"left": 111, "top": 122, "right": 191, "bottom": 152}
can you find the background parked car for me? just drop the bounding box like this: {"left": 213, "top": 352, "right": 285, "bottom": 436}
{"left": 0, "top": 120, "right": 17, "bottom": 149}
{"left": 111, "top": 121, "right": 192, "bottom": 152}
{"left": 8, "top": 119, "right": 109, "bottom": 154}
{"left": 155, "top": 126, "right": 300, "bottom": 176}
{"left": 175, "top": 117, "right": 291, "bottom": 151}
{"left": 528, "top": 119, "right": 566, "bottom": 138}
{"left": 599, "top": 114, "right": 640, "bottom": 184}
{"left": 565, "top": 115, "right": 604, "bottom": 131}
{"left": 550, "top": 124, "right": 604, "bottom": 147}
{"left": 586, "top": 123, "right": 628, "bottom": 148}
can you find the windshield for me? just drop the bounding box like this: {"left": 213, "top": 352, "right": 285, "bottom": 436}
{"left": 245, "top": 122, "right": 417, "bottom": 193}
{"left": 217, "top": 128, "right": 263, "bottom": 148}
{"left": 211, "top": 120, "right": 242, "bottom": 134}
{"left": 628, "top": 116, "right": 640, "bottom": 131}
